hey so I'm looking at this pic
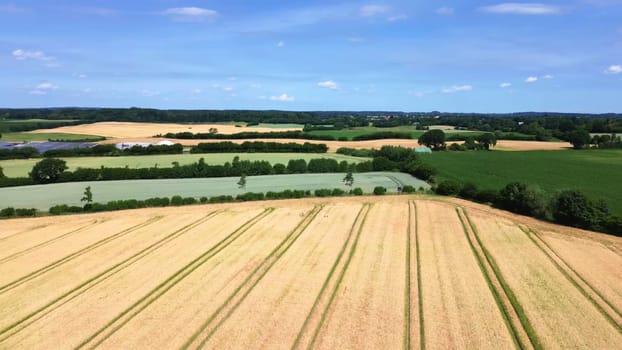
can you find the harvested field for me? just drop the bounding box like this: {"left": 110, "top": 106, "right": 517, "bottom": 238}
{"left": 0, "top": 196, "right": 620, "bottom": 349}
{"left": 29, "top": 122, "right": 302, "bottom": 138}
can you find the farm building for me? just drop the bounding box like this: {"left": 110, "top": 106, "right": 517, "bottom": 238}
{"left": 115, "top": 140, "right": 176, "bottom": 150}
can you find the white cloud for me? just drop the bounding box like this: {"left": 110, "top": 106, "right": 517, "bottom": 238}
{"left": 163, "top": 7, "right": 219, "bottom": 21}
{"left": 436, "top": 7, "right": 455, "bottom": 15}
{"left": 542, "top": 74, "right": 554, "bottom": 79}
{"left": 141, "top": 89, "right": 161, "bottom": 97}
{"left": 83, "top": 88, "right": 93, "bottom": 93}
{"left": 191, "top": 88, "right": 202, "bottom": 94}
{"left": 317, "top": 80, "right": 338, "bottom": 90}
{"left": 277, "top": 41, "right": 285, "bottom": 47}
{"left": 500, "top": 82, "right": 512, "bottom": 88}
{"left": 525, "top": 76, "right": 539, "bottom": 83}
{"left": 12, "top": 49, "right": 54, "bottom": 61}
{"left": 442, "top": 85, "right": 473, "bottom": 93}
{"left": 480, "top": 3, "right": 562, "bottom": 15}
{"left": 28, "top": 90, "right": 47, "bottom": 95}
{"left": 270, "top": 94, "right": 295, "bottom": 102}
{"left": 223, "top": 87, "right": 234, "bottom": 92}
{"left": 36, "top": 82, "right": 58, "bottom": 90}
{"left": 78, "top": 74, "right": 87, "bottom": 79}
{"left": 347, "top": 36, "right": 366, "bottom": 43}
{"left": 605, "top": 65, "right": 622, "bottom": 74}
{"left": 360, "top": 5, "right": 390, "bottom": 17}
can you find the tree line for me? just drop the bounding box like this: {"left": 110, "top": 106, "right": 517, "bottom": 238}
{"left": 0, "top": 143, "right": 183, "bottom": 160}
{"left": 160, "top": 130, "right": 337, "bottom": 141}
{"left": 190, "top": 141, "right": 328, "bottom": 153}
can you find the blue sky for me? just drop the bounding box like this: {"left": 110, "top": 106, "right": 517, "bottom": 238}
{"left": 1, "top": 1, "right": 621, "bottom": 112}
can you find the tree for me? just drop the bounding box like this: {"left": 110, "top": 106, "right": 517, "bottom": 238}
{"left": 0, "top": 165, "right": 5, "bottom": 179}
{"left": 343, "top": 172, "right": 354, "bottom": 188}
{"left": 551, "top": 190, "right": 598, "bottom": 229}
{"left": 418, "top": 129, "right": 446, "bottom": 150}
{"left": 209, "top": 127, "right": 218, "bottom": 134}
{"left": 237, "top": 173, "right": 247, "bottom": 189}
{"left": 567, "top": 129, "right": 591, "bottom": 149}
{"left": 30, "top": 158, "right": 68, "bottom": 184}
{"left": 81, "top": 186, "right": 93, "bottom": 205}
{"left": 498, "top": 182, "right": 547, "bottom": 218}
{"left": 373, "top": 186, "right": 387, "bottom": 195}
{"left": 476, "top": 133, "right": 497, "bottom": 150}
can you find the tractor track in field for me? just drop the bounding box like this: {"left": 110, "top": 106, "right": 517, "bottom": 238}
{"left": 77, "top": 208, "right": 274, "bottom": 350}
{"left": 0, "top": 216, "right": 163, "bottom": 295}
{"left": 459, "top": 208, "right": 540, "bottom": 350}
{"left": 406, "top": 200, "right": 423, "bottom": 350}
{"left": 0, "top": 224, "right": 49, "bottom": 243}
{"left": 520, "top": 226, "right": 622, "bottom": 332}
{"left": 182, "top": 205, "right": 324, "bottom": 349}
{"left": 0, "top": 219, "right": 101, "bottom": 265}
{"left": 0, "top": 211, "right": 221, "bottom": 342}
{"left": 291, "top": 203, "right": 371, "bottom": 350}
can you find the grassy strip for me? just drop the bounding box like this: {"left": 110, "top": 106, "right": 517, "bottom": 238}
{"left": 404, "top": 201, "right": 411, "bottom": 350}
{"left": 185, "top": 205, "right": 324, "bottom": 348}
{"left": 462, "top": 211, "right": 543, "bottom": 350}
{"left": 0, "top": 216, "right": 163, "bottom": 294}
{"left": 0, "top": 219, "right": 100, "bottom": 265}
{"left": 306, "top": 204, "right": 371, "bottom": 349}
{"left": 0, "top": 212, "right": 219, "bottom": 341}
{"left": 521, "top": 227, "right": 622, "bottom": 333}
{"left": 291, "top": 204, "right": 370, "bottom": 349}
{"left": 413, "top": 201, "right": 425, "bottom": 350}
{"left": 455, "top": 208, "right": 524, "bottom": 350}
{"left": 77, "top": 209, "right": 273, "bottom": 350}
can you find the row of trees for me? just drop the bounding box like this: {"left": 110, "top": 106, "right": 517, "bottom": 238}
{"left": 190, "top": 141, "right": 328, "bottom": 153}
{"left": 417, "top": 130, "right": 498, "bottom": 151}
{"left": 161, "top": 130, "right": 336, "bottom": 141}
{"left": 0, "top": 143, "right": 184, "bottom": 160}
{"left": 434, "top": 180, "right": 621, "bottom": 236}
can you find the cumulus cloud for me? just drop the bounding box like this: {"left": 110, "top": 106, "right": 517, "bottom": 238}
{"left": 277, "top": 41, "right": 285, "bottom": 47}
{"left": 605, "top": 65, "right": 622, "bottom": 74}
{"left": 442, "top": 85, "right": 473, "bottom": 93}
{"left": 542, "top": 74, "right": 554, "bottom": 79}
{"left": 360, "top": 4, "right": 390, "bottom": 17}
{"left": 270, "top": 94, "right": 295, "bottom": 102}
{"left": 480, "top": 3, "right": 562, "bottom": 15}
{"left": 525, "top": 76, "right": 539, "bottom": 83}
{"left": 12, "top": 49, "right": 54, "bottom": 61}
{"left": 500, "top": 82, "right": 512, "bottom": 88}
{"left": 163, "top": 7, "right": 219, "bottom": 21}
{"left": 387, "top": 15, "right": 408, "bottom": 22}
{"left": 436, "top": 7, "right": 455, "bottom": 15}
{"left": 28, "top": 90, "right": 47, "bottom": 95}
{"left": 28, "top": 82, "right": 58, "bottom": 95}
{"left": 317, "top": 80, "right": 338, "bottom": 90}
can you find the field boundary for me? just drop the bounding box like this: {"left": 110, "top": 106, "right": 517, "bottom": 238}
{"left": 291, "top": 203, "right": 371, "bottom": 350}
{"left": 0, "top": 216, "right": 163, "bottom": 294}
{"left": 0, "top": 219, "right": 101, "bottom": 265}
{"left": 461, "top": 209, "right": 542, "bottom": 350}
{"left": 0, "top": 211, "right": 221, "bottom": 341}
{"left": 182, "top": 205, "right": 324, "bottom": 348}
{"left": 520, "top": 226, "right": 622, "bottom": 332}
{"left": 76, "top": 208, "right": 274, "bottom": 349}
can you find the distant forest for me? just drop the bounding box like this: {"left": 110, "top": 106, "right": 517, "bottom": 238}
{"left": 1, "top": 108, "right": 622, "bottom": 137}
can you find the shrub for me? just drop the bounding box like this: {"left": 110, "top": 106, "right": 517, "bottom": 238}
{"left": 474, "top": 189, "right": 499, "bottom": 204}
{"left": 15, "top": 208, "right": 37, "bottom": 217}
{"left": 497, "top": 182, "right": 547, "bottom": 218}
{"left": 551, "top": 190, "right": 600, "bottom": 229}
{"left": 0, "top": 207, "right": 16, "bottom": 217}
{"left": 352, "top": 187, "right": 364, "bottom": 196}
{"left": 412, "top": 164, "right": 437, "bottom": 181}
{"left": 171, "top": 195, "right": 183, "bottom": 206}
{"left": 373, "top": 186, "right": 387, "bottom": 195}
{"left": 402, "top": 185, "right": 416, "bottom": 193}
{"left": 200, "top": 196, "right": 208, "bottom": 203}
{"left": 459, "top": 183, "right": 478, "bottom": 200}
{"left": 314, "top": 188, "right": 333, "bottom": 197}
{"left": 435, "top": 180, "right": 462, "bottom": 196}
{"left": 331, "top": 188, "right": 345, "bottom": 196}
{"left": 182, "top": 197, "right": 197, "bottom": 205}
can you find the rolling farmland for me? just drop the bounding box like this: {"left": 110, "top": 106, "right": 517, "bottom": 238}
{"left": 1, "top": 196, "right": 621, "bottom": 349}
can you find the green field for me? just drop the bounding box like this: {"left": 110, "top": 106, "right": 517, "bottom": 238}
{"left": 306, "top": 125, "right": 485, "bottom": 140}
{"left": 0, "top": 132, "right": 103, "bottom": 142}
{"left": 0, "top": 172, "right": 428, "bottom": 210}
{"left": 0, "top": 118, "right": 76, "bottom": 124}
{"left": 248, "top": 123, "right": 304, "bottom": 129}
{"left": 420, "top": 149, "right": 622, "bottom": 215}
{"left": 0, "top": 152, "right": 368, "bottom": 177}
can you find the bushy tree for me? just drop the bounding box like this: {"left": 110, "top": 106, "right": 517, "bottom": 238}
{"left": 435, "top": 180, "right": 462, "bottom": 196}
{"left": 373, "top": 186, "right": 387, "bottom": 195}
{"left": 551, "top": 190, "right": 605, "bottom": 229}
{"left": 0, "top": 166, "right": 5, "bottom": 179}
{"left": 418, "top": 130, "right": 446, "bottom": 150}
{"left": 567, "top": 129, "right": 591, "bottom": 149}
{"left": 476, "top": 133, "right": 497, "bottom": 150}
{"left": 497, "top": 182, "right": 546, "bottom": 217}
{"left": 237, "top": 174, "right": 247, "bottom": 189}
{"left": 343, "top": 172, "right": 354, "bottom": 188}
{"left": 30, "top": 158, "right": 68, "bottom": 184}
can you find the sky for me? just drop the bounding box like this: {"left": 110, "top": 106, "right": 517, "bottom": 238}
{"left": 1, "top": 1, "right": 621, "bottom": 112}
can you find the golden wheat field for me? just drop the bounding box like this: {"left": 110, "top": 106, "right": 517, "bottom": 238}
{"left": 0, "top": 196, "right": 621, "bottom": 349}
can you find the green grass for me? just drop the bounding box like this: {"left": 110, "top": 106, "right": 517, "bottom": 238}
{"left": 247, "top": 123, "right": 304, "bottom": 129}
{"left": 420, "top": 149, "right": 622, "bottom": 216}
{"left": 0, "top": 153, "right": 368, "bottom": 178}
{"left": 0, "top": 172, "right": 430, "bottom": 210}
{"left": 307, "top": 126, "right": 485, "bottom": 141}
{"left": 0, "top": 132, "right": 103, "bottom": 142}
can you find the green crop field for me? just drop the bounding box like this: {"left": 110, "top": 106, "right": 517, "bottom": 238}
{"left": 0, "top": 152, "right": 368, "bottom": 178}
{"left": 419, "top": 149, "right": 622, "bottom": 215}
{"left": 307, "top": 125, "right": 486, "bottom": 140}
{"left": 0, "top": 172, "right": 428, "bottom": 210}
{"left": 248, "top": 123, "right": 304, "bottom": 129}
{"left": 0, "top": 132, "right": 103, "bottom": 142}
